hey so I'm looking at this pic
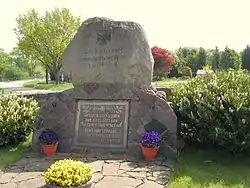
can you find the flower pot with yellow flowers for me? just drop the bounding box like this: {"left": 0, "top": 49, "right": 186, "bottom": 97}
{"left": 43, "top": 159, "right": 93, "bottom": 188}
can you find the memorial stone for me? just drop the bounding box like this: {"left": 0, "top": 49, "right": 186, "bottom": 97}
{"left": 32, "top": 17, "right": 177, "bottom": 158}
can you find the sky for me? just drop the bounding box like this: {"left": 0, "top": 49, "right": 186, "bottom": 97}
{"left": 0, "top": 0, "right": 250, "bottom": 52}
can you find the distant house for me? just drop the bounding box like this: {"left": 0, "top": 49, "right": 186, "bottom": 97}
{"left": 196, "top": 69, "right": 214, "bottom": 76}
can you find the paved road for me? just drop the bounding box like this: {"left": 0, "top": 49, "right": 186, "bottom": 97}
{"left": 0, "top": 79, "right": 53, "bottom": 94}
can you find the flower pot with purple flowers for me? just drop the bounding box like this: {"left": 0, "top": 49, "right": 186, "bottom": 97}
{"left": 39, "top": 129, "right": 59, "bottom": 156}
{"left": 140, "top": 131, "right": 162, "bottom": 161}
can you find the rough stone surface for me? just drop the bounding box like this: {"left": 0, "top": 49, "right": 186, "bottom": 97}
{"left": 0, "top": 153, "right": 174, "bottom": 188}
{"left": 31, "top": 17, "right": 177, "bottom": 158}
{"left": 62, "top": 17, "right": 154, "bottom": 89}
{"left": 31, "top": 87, "right": 177, "bottom": 157}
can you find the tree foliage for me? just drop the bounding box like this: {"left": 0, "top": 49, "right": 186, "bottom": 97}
{"left": 210, "top": 46, "right": 221, "bottom": 70}
{"left": 14, "top": 8, "right": 81, "bottom": 83}
{"left": 219, "top": 46, "right": 242, "bottom": 70}
{"left": 242, "top": 45, "right": 250, "bottom": 70}
{"left": 10, "top": 47, "right": 43, "bottom": 78}
{"left": 0, "top": 48, "right": 28, "bottom": 80}
{"left": 151, "top": 46, "right": 174, "bottom": 81}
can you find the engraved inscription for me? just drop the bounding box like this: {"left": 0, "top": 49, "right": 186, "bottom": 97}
{"left": 80, "top": 47, "right": 124, "bottom": 67}
{"left": 96, "top": 29, "right": 111, "bottom": 45}
{"left": 74, "top": 100, "right": 129, "bottom": 148}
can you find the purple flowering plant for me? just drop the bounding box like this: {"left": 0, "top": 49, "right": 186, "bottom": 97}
{"left": 39, "top": 129, "right": 59, "bottom": 145}
{"left": 140, "top": 131, "right": 162, "bottom": 148}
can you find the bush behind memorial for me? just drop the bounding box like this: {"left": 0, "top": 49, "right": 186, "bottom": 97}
{"left": 171, "top": 70, "right": 250, "bottom": 153}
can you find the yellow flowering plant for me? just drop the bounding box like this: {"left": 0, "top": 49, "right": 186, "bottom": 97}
{"left": 44, "top": 159, "right": 93, "bottom": 187}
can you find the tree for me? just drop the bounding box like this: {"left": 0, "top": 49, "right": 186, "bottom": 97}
{"left": 10, "top": 47, "right": 43, "bottom": 77}
{"left": 14, "top": 8, "right": 81, "bottom": 84}
{"left": 151, "top": 46, "right": 174, "bottom": 81}
{"left": 195, "top": 47, "right": 208, "bottom": 70}
{"left": 220, "top": 46, "right": 242, "bottom": 70}
{"left": 0, "top": 48, "right": 28, "bottom": 80}
{"left": 0, "top": 48, "right": 12, "bottom": 79}
{"left": 241, "top": 45, "right": 250, "bottom": 70}
{"left": 210, "top": 46, "right": 221, "bottom": 70}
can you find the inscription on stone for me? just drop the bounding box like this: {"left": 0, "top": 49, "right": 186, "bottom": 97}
{"left": 74, "top": 100, "right": 129, "bottom": 148}
{"left": 80, "top": 47, "right": 124, "bottom": 68}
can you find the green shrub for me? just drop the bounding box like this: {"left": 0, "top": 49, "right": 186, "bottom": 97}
{"left": 170, "top": 70, "right": 250, "bottom": 153}
{"left": 178, "top": 66, "right": 192, "bottom": 78}
{"left": 0, "top": 95, "right": 39, "bottom": 146}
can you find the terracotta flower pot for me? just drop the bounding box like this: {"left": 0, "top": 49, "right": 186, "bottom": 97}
{"left": 140, "top": 143, "right": 159, "bottom": 161}
{"left": 41, "top": 142, "right": 58, "bottom": 156}
{"left": 46, "top": 178, "right": 93, "bottom": 188}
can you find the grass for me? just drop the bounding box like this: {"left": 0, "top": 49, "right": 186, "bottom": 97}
{"left": 23, "top": 80, "right": 73, "bottom": 91}
{"left": 155, "top": 78, "right": 189, "bottom": 88}
{"left": 0, "top": 135, "right": 32, "bottom": 170}
{"left": 169, "top": 148, "right": 250, "bottom": 188}
{"left": 0, "top": 89, "right": 14, "bottom": 95}
{"left": 24, "top": 78, "right": 189, "bottom": 91}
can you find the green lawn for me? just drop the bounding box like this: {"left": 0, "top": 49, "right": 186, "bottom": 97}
{"left": 23, "top": 78, "right": 189, "bottom": 91}
{"left": 155, "top": 78, "right": 189, "bottom": 88}
{"left": 169, "top": 148, "right": 250, "bottom": 188}
{"left": 23, "top": 80, "right": 73, "bottom": 91}
{"left": 0, "top": 135, "right": 32, "bottom": 170}
{"left": 0, "top": 89, "right": 15, "bottom": 95}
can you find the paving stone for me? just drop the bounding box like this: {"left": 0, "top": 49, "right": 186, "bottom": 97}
{"left": 117, "top": 169, "right": 126, "bottom": 175}
{"left": 87, "top": 160, "right": 104, "bottom": 173}
{"left": 17, "top": 177, "right": 45, "bottom": 188}
{"left": 7, "top": 166, "right": 24, "bottom": 173}
{"left": 131, "top": 166, "right": 150, "bottom": 172}
{"left": 25, "top": 152, "right": 42, "bottom": 158}
{"left": 94, "top": 176, "right": 142, "bottom": 188}
{"left": 44, "top": 155, "right": 67, "bottom": 161}
{"left": 153, "top": 170, "right": 171, "bottom": 178}
{"left": 105, "top": 159, "right": 123, "bottom": 163}
{"left": 147, "top": 171, "right": 170, "bottom": 186}
{"left": 92, "top": 173, "right": 104, "bottom": 183}
{"left": 137, "top": 180, "right": 164, "bottom": 188}
{"left": 0, "top": 173, "right": 18, "bottom": 184}
{"left": 70, "top": 156, "right": 88, "bottom": 162}
{"left": 24, "top": 161, "right": 53, "bottom": 172}
{"left": 102, "top": 163, "right": 120, "bottom": 175}
{"left": 28, "top": 157, "right": 46, "bottom": 163}
{"left": 0, "top": 153, "right": 174, "bottom": 188}
{"left": 148, "top": 164, "right": 169, "bottom": 171}
{"left": 121, "top": 171, "right": 147, "bottom": 179}
{"left": 119, "top": 161, "right": 137, "bottom": 171}
{"left": 0, "top": 183, "right": 18, "bottom": 188}
{"left": 12, "top": 158, "right": 29, "bottom": 167}
{"left": 11, "top": 172, "right": 42, "bottom": 183}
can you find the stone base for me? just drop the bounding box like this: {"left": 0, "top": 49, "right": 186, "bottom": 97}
{"left": 32, "top": 84, "right": 177, "bottom": 159}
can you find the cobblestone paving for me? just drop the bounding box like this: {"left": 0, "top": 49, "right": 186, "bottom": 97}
{"left": 0, "top": 152, "right": 175, "bottom": 188}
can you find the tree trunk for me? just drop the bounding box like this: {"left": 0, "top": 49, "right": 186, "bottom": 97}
{"left": 45, "top": 68, "right": 49, "bottom": 84}
{"left": 49, "top": 71, "right": 55, "bottom": 81}
{"left": 54, "top": 70, "right": 59, "bottom": 85}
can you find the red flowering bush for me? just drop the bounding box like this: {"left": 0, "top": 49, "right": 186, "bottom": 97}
{"left": 151, "top": 46, "right": 174, "bottom": 81}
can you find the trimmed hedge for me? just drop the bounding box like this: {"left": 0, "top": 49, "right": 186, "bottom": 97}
{"left": 170, "top": 70, "right": 250, "bottom": 153}
{"left": 0, "top": 95, "right": 39, "bottom": 146}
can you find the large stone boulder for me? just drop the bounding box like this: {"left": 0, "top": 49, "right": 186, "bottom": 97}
{"left": 62, "top": 17, "right": 154, "bottom": 90}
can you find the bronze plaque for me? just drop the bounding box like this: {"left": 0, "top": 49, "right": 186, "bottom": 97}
{"left": 74, "top": 100, "right": 129, "bottom": 148}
